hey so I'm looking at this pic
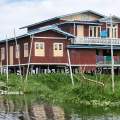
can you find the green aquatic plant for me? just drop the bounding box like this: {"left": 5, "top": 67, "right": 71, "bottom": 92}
{"left": 0, "top": 73, "right": 120, "bottom": 106}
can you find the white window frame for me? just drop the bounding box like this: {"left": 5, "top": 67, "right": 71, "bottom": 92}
{"left": 24, "top": 43, "right": 28, "bottom": 57}
{"left": 1, "top": 47, "right": 5, "bottom": 60}
{"left": 89, "top": 26, "right": 101, "bottom": 38}
{"left": 107, "top": 24, "right": 118, "bottom": 38}
{"left": 53, "top": 43, "right": 63, "bottom": 57}
{"left": 35, "top": 42, "right": 45, "bottom": 56}
{"left": 16, "top": 44, "right": 20, "bottom": 58}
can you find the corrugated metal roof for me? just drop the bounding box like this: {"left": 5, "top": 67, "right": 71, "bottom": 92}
{"left": 28, "top": 25, "right": 74, "bottom": 37}
{"left": 57, "top": 21, "right": 102, "bottom": 26}
{"left": 0, "top": 34, "right": 29, "bottom": 43}
{"left": 99, "top": 16, "right": 120, "bottom": 23}
{"left": 67, "top": 45, "right": 120, "bottom": 49}
{"left": 20, "top": 10, "right": 105, "bottom": 29}
{"left": 0, "top": 25, "right": 74, "bottom": 43}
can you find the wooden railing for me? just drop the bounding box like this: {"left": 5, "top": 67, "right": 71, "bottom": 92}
{"left": 96, "top": 56, "right": 120, "bottom": 64}
{"left": 74, "top": 37, "right": 120, "bottom": 45}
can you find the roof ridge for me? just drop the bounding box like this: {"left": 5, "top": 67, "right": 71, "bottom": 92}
{"left": 20, "top": 10, "right": 105, "bottom": 29}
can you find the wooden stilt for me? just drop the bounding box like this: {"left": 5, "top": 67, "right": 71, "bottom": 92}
{"left": 30, "top": 65, "right": 33, "bottom": 75}
{"left": 38, "top": 66, "right": 41, "bottom": 74}
{"left": 36, "top": 67, "right": 38, "bottom": 74}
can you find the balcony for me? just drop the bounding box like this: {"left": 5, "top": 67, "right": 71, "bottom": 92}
{"left": 96, "top": 56, "right": 120, "bottom": 64}
{"left": 74, "top": 37, "right": 120, "bottom": 45}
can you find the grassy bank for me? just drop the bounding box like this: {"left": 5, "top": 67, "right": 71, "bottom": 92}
{"left": 0, "top": 73, "right": 120, "bottom": 106}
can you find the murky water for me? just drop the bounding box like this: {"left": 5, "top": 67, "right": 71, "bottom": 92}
{"left": 0, "top": 95, "right": 119, "bottom": 120}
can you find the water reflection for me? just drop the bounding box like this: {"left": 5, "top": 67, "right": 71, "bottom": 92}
{"left": 0, "top": 95, "right": 119, "bottom": 120}
{"left": 29, "top": 104, "right": 65, "bottom": 120}
{"left": 0, "top": 95, "right": 65, "bottom": 120}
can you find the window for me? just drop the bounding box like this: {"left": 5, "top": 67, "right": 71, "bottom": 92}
{"left": 24, "top": 43, "right": 28, "bottom": 57}
{"left": 107, "top": 25, "right": 118, "bottom": 38}
{"left": 54, "top": 44, "right": 58, "bottom": 50}
{"left": 77, "top": 25, "right": 84, "bottom": 36}
{"left": 16, "top": 44, "right": 20, "bottom": 58}
{"left": 40, "top": 44, "right": 44, "bottom": 49}
{"left": 35, "top": 42, "right": 45, "bottom": 56}
{"left": 1, "top": 47, "right": 5, "bottom": 60}
{"left": 59, "top": 44, "right": 62, "bottom": 50}
{"left": 89, "top": 26, "right": 101, "bottom": 37}
{"left": 53, "top": 43, "right": 63, "bottom": 57}
{"left": 36, "top": 44, "right": 39, "bottom": 49}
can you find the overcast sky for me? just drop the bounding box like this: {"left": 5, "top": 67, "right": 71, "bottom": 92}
{"left": 0, "top": 0, "right": 120, "bottom": 39}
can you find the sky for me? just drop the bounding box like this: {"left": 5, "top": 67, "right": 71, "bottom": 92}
{"left": 0, "top": 0, "right": 120, "bottom": 39}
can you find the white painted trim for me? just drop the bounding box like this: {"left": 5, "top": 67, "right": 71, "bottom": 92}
{"left": 1, "top": 63, "right": 68, "bottom": 67}
{"left": 89, "top": 25, "right": 101, "bottom": 37}
{"left": 31, "top": 63, "right": 68, "bottom": 65}
{"left": 35, "top": 42, "right": 45, "bottom": 56}
{"left": 53, "top": 43, "right": 63, "bottom": 57}
{"left": 32, "top": 36, "right": 67, "bottom": 39}
{"left": 106, "top": 24, "right": 118, "bottom": 38}
{"left": 67, "top": 64, "right": 120, "bottom": 67}
{"left": 2, "top": 63, "right": 120, "bottom": 67}
{"left": 24, "top": 42, "right": 29, "bottom": 57}
{"left": 74, "top": 36, "right": 120, "bottom": 45}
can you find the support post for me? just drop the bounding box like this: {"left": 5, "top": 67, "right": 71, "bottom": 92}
{"left": 6, "top": 35, "right": 8, "bottom": 84}
{"left": 110, "top": 16, "right": 115, "bottom": 93}
{"left": 67, "top": 49, "right": 74, "bottom": 86}
{"left": 14, "top": 29, "right": 22, "bottom": 80}
{"left": 0, "top": 59, "right": 3, "bottom": 75}
{"left": 25, "top": 35, "right": 34, "bottom": 81}
{"left": 38, "top": 66, "right": 41, "bottom": 73}
{"left": 74, "top": 23, "right": 75, "bottom": 36}
{"left": 30, "top": 65, "right": 33, "bottom": 75}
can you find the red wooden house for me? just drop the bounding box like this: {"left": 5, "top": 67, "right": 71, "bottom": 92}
{"left": 1, "top": 10, "right": 120, "bottom": 74}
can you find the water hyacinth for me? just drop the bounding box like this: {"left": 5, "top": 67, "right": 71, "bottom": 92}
{"left": 0, "top": 73, "right": 120, "bottom": 107}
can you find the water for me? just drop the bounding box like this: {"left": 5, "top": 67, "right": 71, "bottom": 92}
{"left": 0, "top": 95, "right": 119, "bottom": 120}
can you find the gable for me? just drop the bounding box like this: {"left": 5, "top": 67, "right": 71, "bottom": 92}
{"left": 60, "top": 11, "right": 104, "bottom": 21}
{"left": 20, "top": 10, "right": 105, "bottom": 30}
{"left": 34, "top": 30, "right": 69, "bottom": 38}
{"left": 61, "top": 13, "right": 102, "bottom": 21}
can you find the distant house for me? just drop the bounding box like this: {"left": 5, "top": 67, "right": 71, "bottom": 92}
{"left": 1, "top": 10, "right": 120, "bottom": 74}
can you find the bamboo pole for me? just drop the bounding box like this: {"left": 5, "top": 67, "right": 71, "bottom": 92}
{"left": 110, "top": 16, "right": 115, "bottom": 93}
{"left": 67, "top": 49, "right": 74, "bottom": 86}
{"left": 78, "top": 65, "right": 104, "bottom": 86}
{"left": 25, "top": 35, "right": 34, "bottom": 81}
{"left": 14, "top": 29, "right": 22, "bottom": 80}
{"left": 0, "top": 55, "right": 3, "bottom": 75}
{"left": 6, "top": 35, "right": 8, "bottom": 84}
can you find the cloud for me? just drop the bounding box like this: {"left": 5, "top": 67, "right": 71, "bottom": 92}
{"left": 0, "top": 0, "right": 120, "bottom": 39}
{"left": 0, "top": 0, "right": 42, "bottom": 4}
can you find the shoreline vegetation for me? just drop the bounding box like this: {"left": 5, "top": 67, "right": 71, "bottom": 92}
{"left": 0, "top": 73, "right": 120, "bottom": 107}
